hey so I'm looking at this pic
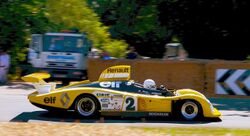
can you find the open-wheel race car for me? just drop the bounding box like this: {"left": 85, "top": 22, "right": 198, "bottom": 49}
{"left": 22, "top": 65, "right": 221, "bottom": 120}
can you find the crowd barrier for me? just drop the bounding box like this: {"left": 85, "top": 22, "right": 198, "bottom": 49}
{"left": 87, "top": 59, "right": 250, "bottom": 98}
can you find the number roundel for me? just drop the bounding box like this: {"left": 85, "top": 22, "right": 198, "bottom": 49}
{"left": 123, "top": 96, "right": 137, "bottom": 111}
{"left": 126, "top": 97, "right": 135, "bottom": 110}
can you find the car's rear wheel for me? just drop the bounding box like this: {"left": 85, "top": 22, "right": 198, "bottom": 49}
{"left": 75, "top": 95, "right": 99, "bottom": 117}
{"left": 178, "top": 100, "right": 202, "bottom": 120}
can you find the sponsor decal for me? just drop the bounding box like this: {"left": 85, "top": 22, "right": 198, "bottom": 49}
{"left": 99, "top": 81, "right": 122, "bottom": 88}
{"left": 96, "top": 93, "right": 110, "bottom": 97}
{"left": 94, "top": 91, "right": 124, "bottom": 111}
{"left": 113, "top": 94, "right": 123, "bottom": 98}
{"left": 101, "top": 103, "right": 121, "bottom": 111}
{"left": 99, "top": 66, "right": 130, "bottom": 80}
{"left": 44, "top": 97, "right": 56, "bottom": 104}
{"left": 148, "top": 112, "right": 169, "bottom": 117}
{"left": 60, "top": 93, "right": 70, "bottom": 107}
{"left": 100, "top": 98, "right": 110, "bottom": 103}
{"left": 113, "top": 99, "right": 120, "bottom": 102}
{"left": 113, "top": 103, "right": 121, "bottom": 110}
{"left": 107, "top": 68, "right": 129, "bottom": 73}
{"left": 126, "top": 81, "right": 133, "bottom": 86}
{"left": 102, "top": 103, "right": 109, "bottom": 108}
{"left": 101, "top": 73, "right": 129, "bottom": 79}
{"left": 151, "top": 92, "right": 162, "bottom": 95}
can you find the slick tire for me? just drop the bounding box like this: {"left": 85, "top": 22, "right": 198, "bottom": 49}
{"left": 177, "top": 100, "right": 202, "bottom": 121}
{"left": 75, "top": 95, "right": 100, "bottom": 117}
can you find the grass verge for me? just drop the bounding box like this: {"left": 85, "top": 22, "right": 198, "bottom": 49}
{"left": 134, "top": 126, "right": 250, "bottom": 136}
{"left": 1, "top": 122, "right": 250, "bottom": 136}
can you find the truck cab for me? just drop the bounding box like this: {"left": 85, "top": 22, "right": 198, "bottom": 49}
{"left": 28, "top": 32, "right": 91, "bottom": 82}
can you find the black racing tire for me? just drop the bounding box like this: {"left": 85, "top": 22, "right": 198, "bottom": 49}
{"left": 176, "top": 100, "right": 202, "bottom": 121}
{"left": 74, "top": 95, "right": 100, "bottom": 117}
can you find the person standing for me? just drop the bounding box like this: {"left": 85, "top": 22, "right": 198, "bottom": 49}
{"left": 101, "top": 51, "right": 111, "bottom": 60}
{"left": 126, "top": 46, "right": 139, "bottom": 59}
{"left": 0, "top": 48, "right": 10, "bottom": 85}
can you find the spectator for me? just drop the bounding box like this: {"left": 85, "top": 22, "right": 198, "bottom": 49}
{"left": 0, "top": 48, "right": 10, "bottom": 85}
{"left": 101, "top": 51, "right": 111, "bottom": 60}
{"left": 126, "top": 46, "right": 139, "bottom": 59}
{"left": 88, "top": 48, "right": 100, "bottom": 59}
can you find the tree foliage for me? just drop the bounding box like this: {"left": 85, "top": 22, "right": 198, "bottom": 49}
{"left": 1, "top": 0, "right": 250, "bottom": 63}
{"left": 46, "top": 0, "right": 128, "bottom": 57}
{"left": 88, "top": 0, "right": 250, "bottom": 60}
{"left": 0, "top": 0, "right": 58, "bottom": 68}
{"left": 87, "top": 0, "right": 169, "bottom": 58}
{"left": 158, "top": 0, "right": 250, "bottom": 60}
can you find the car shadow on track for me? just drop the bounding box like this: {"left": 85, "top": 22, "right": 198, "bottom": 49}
{"left": 10, "top": 111, "right": 221, "bottom": 124}
{"left": 6, "top": 82, "right": 34, "bottom": 90}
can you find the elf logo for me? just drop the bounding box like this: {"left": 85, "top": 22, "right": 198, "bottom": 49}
{"left": 99, "top": 81, "right": 122, "bottom": 88}
{"left": 44, "top": 97, "right": 56, "bottom": 104}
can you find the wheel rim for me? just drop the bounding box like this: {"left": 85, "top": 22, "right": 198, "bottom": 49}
{"left": 181, "top": 101, "right": 198, "bottom": 120}
{"left": 77, "top": 97, "right": 96, "bottom": 116}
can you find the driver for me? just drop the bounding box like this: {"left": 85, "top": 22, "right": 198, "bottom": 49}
{"left": 143, "top": 79, "right": 156, "bottom": 90}
{"left": 143, "top": 79, "right": 174, "bottom": 96}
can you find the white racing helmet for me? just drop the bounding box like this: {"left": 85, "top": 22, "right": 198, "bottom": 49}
{"left": 143, "top": 79, "right": 156, "bottom": 90}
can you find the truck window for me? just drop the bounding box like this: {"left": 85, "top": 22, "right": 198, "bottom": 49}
{"left": 44, "top": 35, "right": 84, "bottom": 53}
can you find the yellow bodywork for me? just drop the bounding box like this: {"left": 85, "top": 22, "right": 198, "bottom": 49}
{"left": 24, "top": 65, "right": 221, "bottom": 118}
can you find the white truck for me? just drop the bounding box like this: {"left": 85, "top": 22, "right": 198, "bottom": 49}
{"left": 28, "top": 32, "right": 91, "bottom": 83}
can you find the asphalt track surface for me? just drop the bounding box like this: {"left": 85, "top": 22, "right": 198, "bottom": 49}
{"left": 1, "top": 82, "right": 250, "bottom": 129}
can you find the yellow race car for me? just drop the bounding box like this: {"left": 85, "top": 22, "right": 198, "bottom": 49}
{"left": 22, "top": 65, "right": 221, "bottom": 120}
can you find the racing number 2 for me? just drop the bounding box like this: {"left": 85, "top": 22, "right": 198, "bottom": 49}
{"left": 125, "top": 97, "right": 135, "bottom": 111}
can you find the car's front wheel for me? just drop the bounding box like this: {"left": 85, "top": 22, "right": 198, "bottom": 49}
{"left": 75, "top": 95, "right": 99, "bottom": 117}
{"left": 178, "top": 100, "right": 202, "bottom": 120}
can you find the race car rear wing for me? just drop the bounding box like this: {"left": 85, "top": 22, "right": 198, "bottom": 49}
{"left": 98, "top": 65, "right": 131, "bottom": 82}
{"left": 21, "top": 73, "right": 50, "bottom": 83}
{"left": 21, "top": 73, "right": 56, "bottom": 94}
